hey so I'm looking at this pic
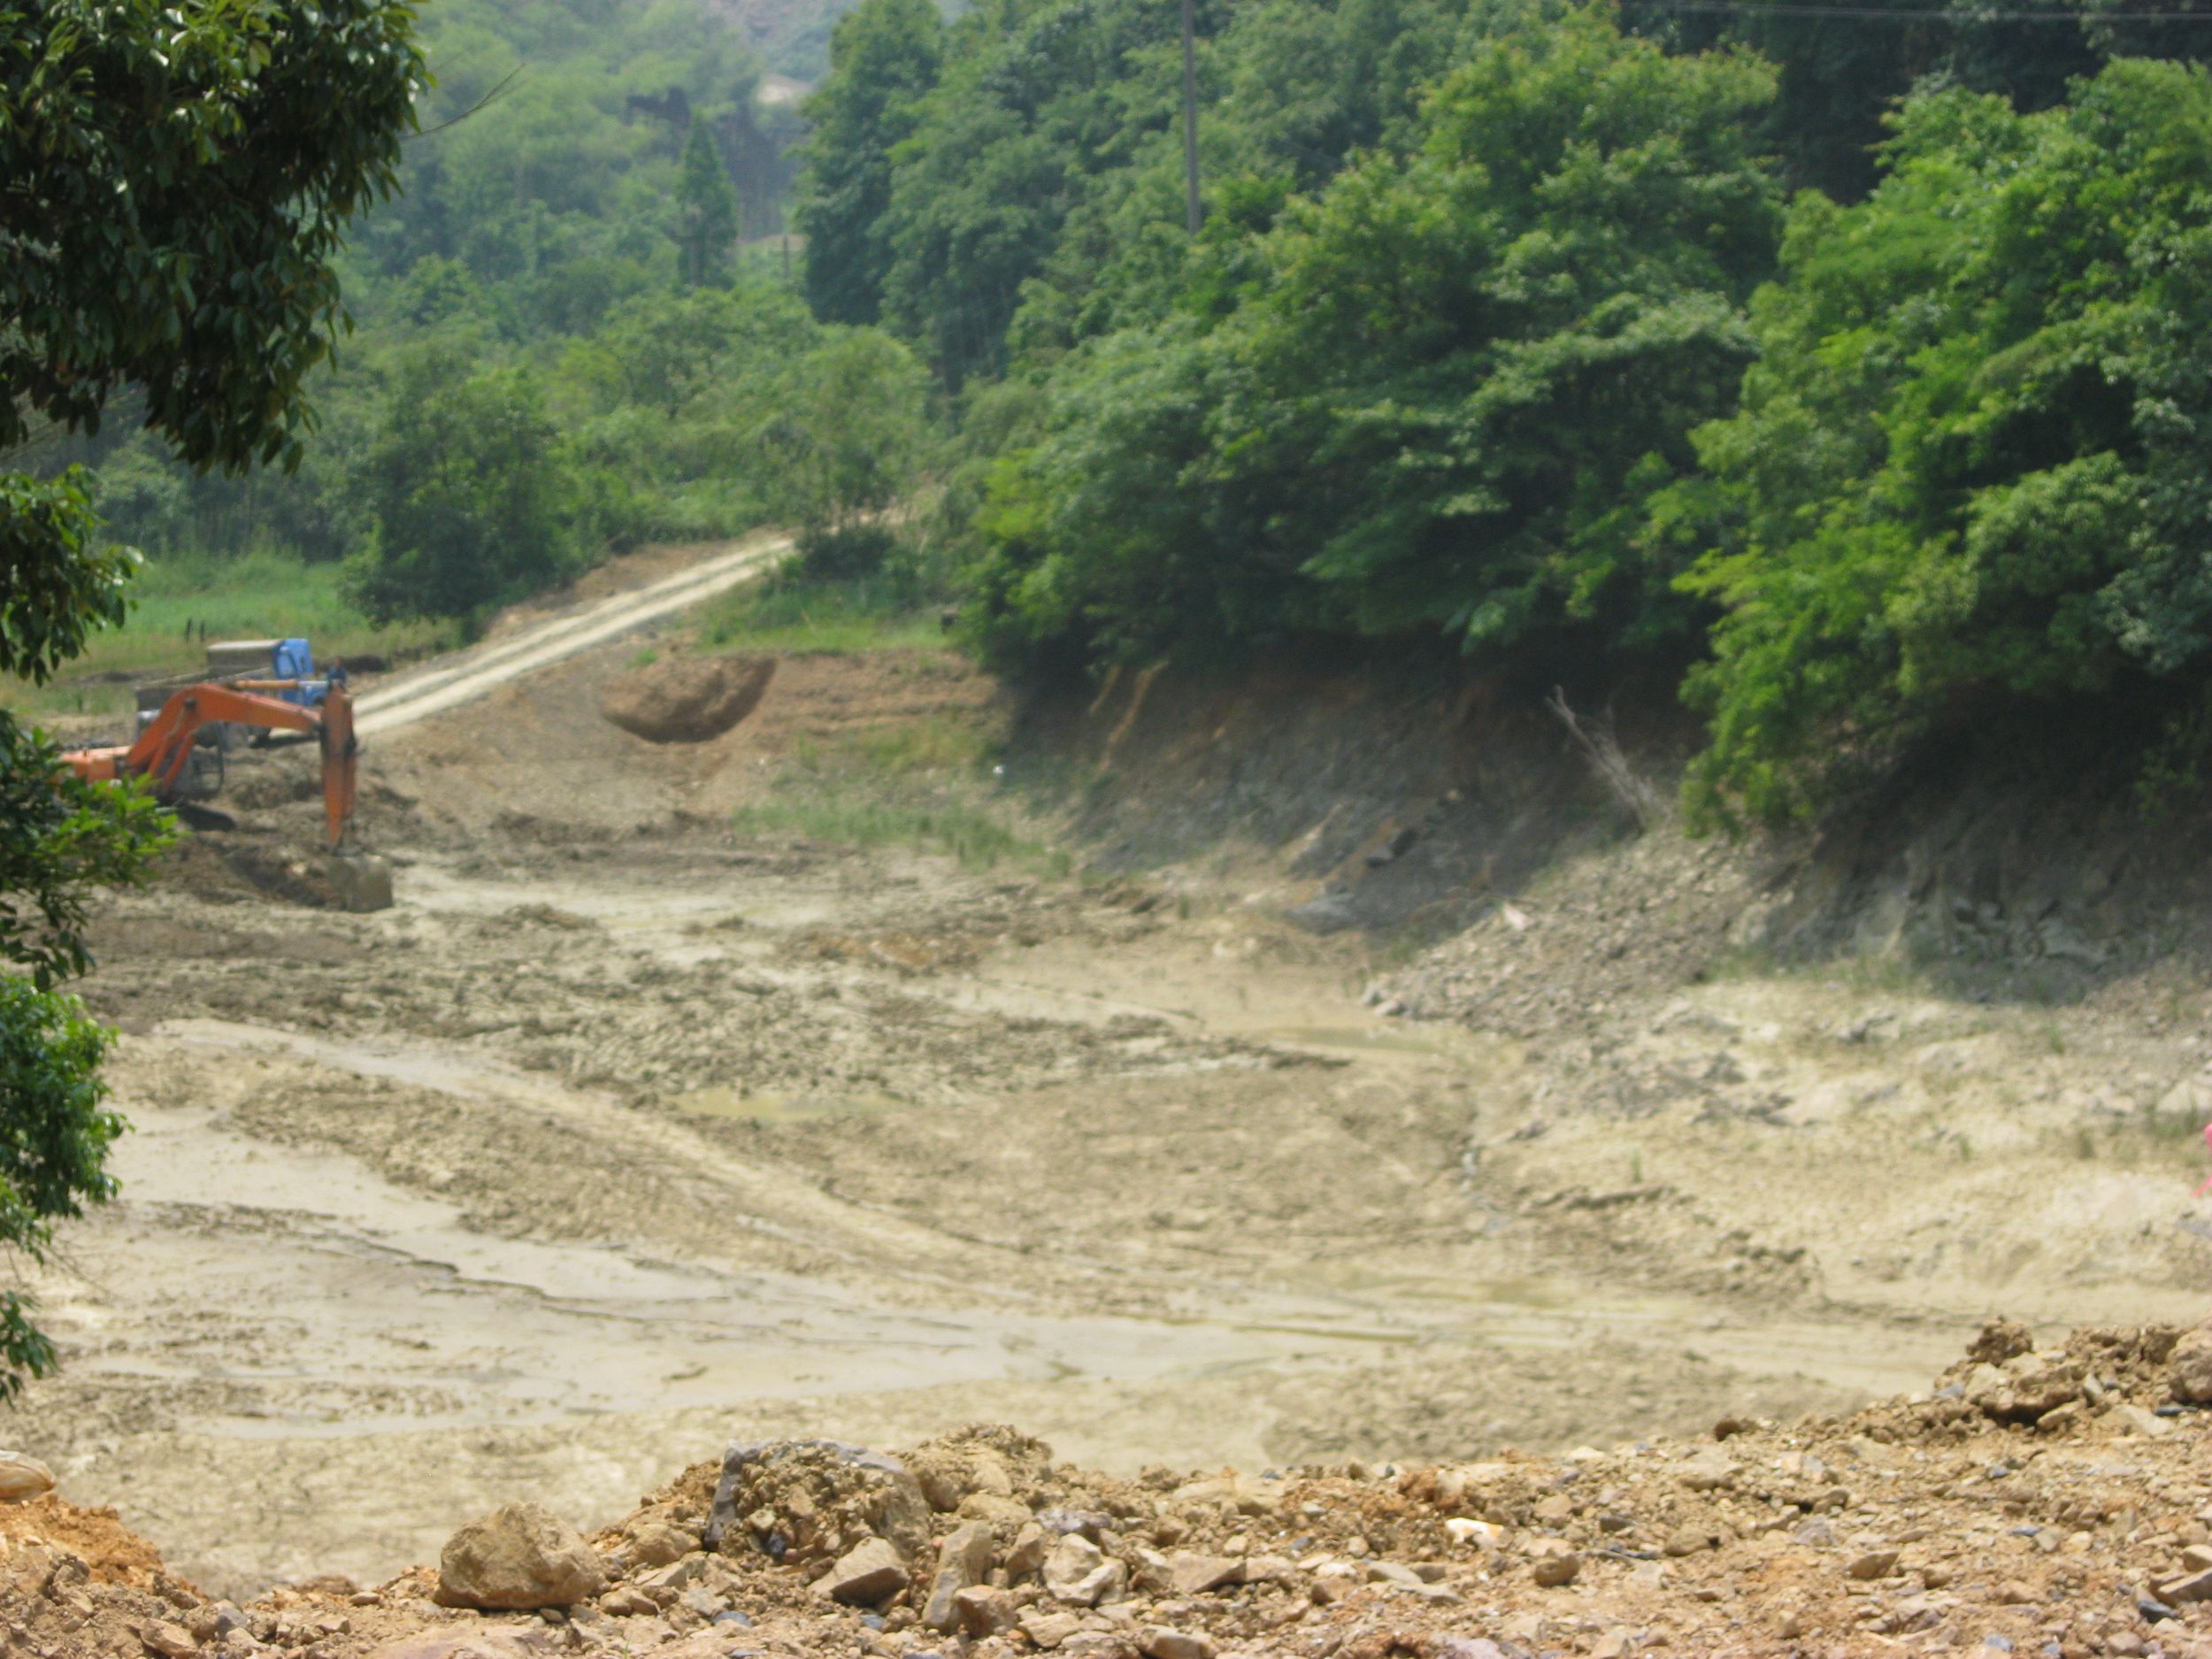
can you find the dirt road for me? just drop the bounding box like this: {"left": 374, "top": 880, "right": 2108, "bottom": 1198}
{"left": 351, "top": 532, "right": 790, "bottom": 739}
{"left": 12, "top": 551, "right": 2208, "bottom": 1602}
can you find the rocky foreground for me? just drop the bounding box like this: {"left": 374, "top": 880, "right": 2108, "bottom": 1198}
{"left": 6, "top": 1318, "right": 2212, "bottom": 1659}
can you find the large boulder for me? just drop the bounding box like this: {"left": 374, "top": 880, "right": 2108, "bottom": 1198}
{"left": 436, "top": 1502, "right": 606, "bottom": 1610}
{"left": 601, "top": 657, "right": 773, "bottom": 744}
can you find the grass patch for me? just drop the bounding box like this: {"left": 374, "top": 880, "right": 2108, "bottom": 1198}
{"left": 847, "top": 717, "right": 991, "bottom": 773}
{"left": 4, "top": 549, "right": 456, "bottom": 715}
{"left": 700, "top": 574, "right": 947, "bottom": 656}
{"left": 732, "top": 795, "right": 1066, "bottom": 875}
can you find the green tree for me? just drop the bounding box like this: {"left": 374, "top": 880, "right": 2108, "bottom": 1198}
{"left": 873, "top": 0, "right": 1225, "bottom": 387}
{"left": 349, "top": 360, "right": 585, "bottom": 625}
{"left": 1675, "top": 60, "right": 2212, "bottom": 822}
{"left": 677, "top": 120, "right": 741, "bottom": 288}
{"left": 0, "top": 0, "right": 421, "bottom": 1396}
{"left": 971, "top": 8, "right": 1780, "bottom": 671}
{"left": 1632, "top": 0, "right": 2108, "bottom": 203}
{"left": 757, "top": 329, "right": 933, "bottom": 567}
{"left": 793, "top": 0, "right": 944, "bottom": 326}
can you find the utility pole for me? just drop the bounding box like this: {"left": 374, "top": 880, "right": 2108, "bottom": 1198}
{"left": 1179, "top": 0, "right": 1202, "bottom": 234}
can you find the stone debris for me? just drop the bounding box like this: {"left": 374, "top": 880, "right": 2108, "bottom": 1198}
{"left": 5, "top": 1316, "right": 2212, "bottom": 1659}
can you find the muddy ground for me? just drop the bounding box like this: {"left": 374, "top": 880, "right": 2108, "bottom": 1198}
{"left": 10, "top": 599, "right": 2211, "bottom": 1607}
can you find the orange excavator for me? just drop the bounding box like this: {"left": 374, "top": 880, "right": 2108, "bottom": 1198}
{"left": 62, "top": 680, "right": 359, "bottom": 850}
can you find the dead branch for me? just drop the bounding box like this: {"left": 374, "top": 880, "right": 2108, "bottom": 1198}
{"left": 1546, "top": 686, "right": 1671, "bottom": 832}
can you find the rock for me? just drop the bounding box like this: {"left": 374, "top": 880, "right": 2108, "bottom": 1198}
{"left": 436, "top": 1503, "right": 607, "bottom": 1611}
{"left": 1396, "top": 1580, "right": 1462, "bottom": 1603}
{"left": 636, "top": 1555, "right": 703, "bottom": 1594}
{"left": 140, "top": 1623, "right": 197, "bottom": 1659}
{"left": 1310, "top": 1560, "right": 1362, "bottom": 1600}
{"left": 2106, "top": 1403, "right": 2174, "bottom": 1439}
{"left": 1020, "top": 1609, "right": 1086, "bottom": 1649}
{"left": 2170, "top": 1324, "right": 2212, "bottom": 1405}
{"left": 1366, "top": 1562, "right": 1425, "bottom": 1587}
{"left": 2034, "top": 1400, "right": 2085, "bottom": 1434}
{"left": 679, "top": 1585, "right": 726, "bottom": 1620}
{"left": 903, "top": 1427, "right": 1049, "bottom": 1515}
{"left": 1591, "top": 1630, "right": 1634, "bottom": 1659}
{"left": 819, "top": 1537, "right": 909, "bottom": 1607}
{"left": 1165, "top": 1552, "right": 1240, "bottom": 1595}
{"left": 0, "top": 1450, "right": 52, "bottom": 1504}
{"left": 956, "top": 1492, "right": 1032, "bottom": 1531}
{"left": 952, "top": 1585, "right": 1020, "bottom": 1638}
{"left": 1239, "top": 1555, "right": 1297, "bottom": 1585}
{"left": 1435, "top": 1642, "right": 1509, "bottom": 1659}
{"left": 624, "top": 1523, "right": 697, "bottom": 1570}
{"left": 2158, "top": 1568, "right": 2212, "bottom": 1605}
{"left": 1969, "top": 1319, "right": 2036, "bottom": 1364}
{"left": 1678, "top": 1449, "right": 1736, "bottom": 1492}
{"left": 1846, "top": 1551, "right": 1901, "bottom": 1581}
{"left": 923, "top": 1521, "right": 996, "bottom": 1631}
{"left": 1140, "top": 1628, "right": 1216, "bottom": 1659}
{"left": 1069, "top": 1559, "right": 1127, "bottom": 1607}
{"left": 600, "top": 656, "right": 774, "bottom": 744}
{"left": 1003, "top": 1523, "right": 1051, "bottom": 1582}
{"left": 1531, "top": 1553, "right": 1582, "bottom": 1587}
{"left": 1044, "top": 1534, "right": 1107, "bottom": 1602}
{"left": 1967, "top": 1354, "right": 2085, "bottom": 1424}
{"left": 703, "top": 1440, "right": 930, "bottom": 1568}
{"left": 188, "top": 1603, "right": 251, "bottom": 1643}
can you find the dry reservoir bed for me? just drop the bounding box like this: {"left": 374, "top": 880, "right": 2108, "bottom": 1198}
{"left": 11, "top": 637, "right": 2209, "bottom": 1604}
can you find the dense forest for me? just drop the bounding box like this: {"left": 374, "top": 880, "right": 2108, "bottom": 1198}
{"left": 45, "top": 0, "right": 2212, "bottom": 820}
{"left": 793, "top": 0, "right": 2212, "bottom": 822}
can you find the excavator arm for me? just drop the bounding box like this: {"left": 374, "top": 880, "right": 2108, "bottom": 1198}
{"left": 65, "top": 683, "right": 358, "bottom": 849}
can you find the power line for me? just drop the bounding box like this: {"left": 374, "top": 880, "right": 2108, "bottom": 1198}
{"left": 1620, "top": 0, "right": 2212, "bottom": 18}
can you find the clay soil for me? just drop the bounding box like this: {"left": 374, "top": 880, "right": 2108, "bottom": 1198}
{"left": 6, "top": 577, "right": 2211, "bottom": 1655}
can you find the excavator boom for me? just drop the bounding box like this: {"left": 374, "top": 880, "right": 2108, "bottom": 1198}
{"left": 63, "top": 683, "right": 359, "bottom": 849}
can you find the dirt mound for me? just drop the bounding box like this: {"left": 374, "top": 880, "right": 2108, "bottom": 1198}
{"left": 0, "top": 1494, "right": 183, "bottom": 1591}
{"left": 150, "top": 831, "right": 347, "bottom": 909}
{"left": 600, "top": 656, "right": 774, "bottom": 743}
{"left": 11, "top": 1319, "right": 2211, "bottom": 1659}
